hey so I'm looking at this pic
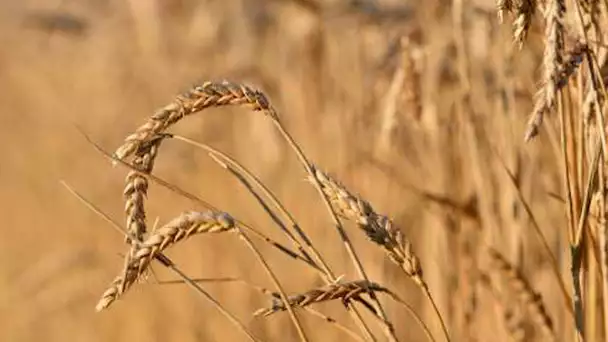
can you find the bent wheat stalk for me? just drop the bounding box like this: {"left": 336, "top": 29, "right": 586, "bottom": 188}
{"left": 114, "top": 81, "right": 275, "bottom": 161}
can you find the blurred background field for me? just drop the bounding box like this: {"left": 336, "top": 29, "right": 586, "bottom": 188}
{"left": 0, "top": 0, "right": 582, "bottom": 341}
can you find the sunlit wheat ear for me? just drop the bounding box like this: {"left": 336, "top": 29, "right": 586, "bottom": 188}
{"left": 487, "top": 248, "right": 556, "bottom": 341}
{"left": 310, "top": 165, "right": 425, "bottom": 287}
{"left": 513, "top": 0, "right": 536, "bottom": 48}
{"left": 254, "top": 280, "right": 389, "bottom": 317}
{"left": 114, "top": 81, "right": 275, "bottom": 161}
{"left": 96, "top": 211, "right": 235, "bottom": 311}
{"left": 524, "top": 40, "right": 587, "bottom": 141}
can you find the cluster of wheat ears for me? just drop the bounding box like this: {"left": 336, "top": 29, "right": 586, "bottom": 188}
{"left": 68, "top": 0, "right": 608, "bottom": 341}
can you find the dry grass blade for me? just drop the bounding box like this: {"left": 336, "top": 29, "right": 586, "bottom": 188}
{"left": 96, "top": 210, "right": 235, "bottom": 311}
{"left": 487, "top": 248, "right": 556, "bottom": 341}
{"left": 114, "top": 81, "right": 276, "bottom": 161}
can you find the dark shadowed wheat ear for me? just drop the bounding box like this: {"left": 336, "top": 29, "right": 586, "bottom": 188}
{"left": 487, "top": 248, "right": 556, "bottom": 342}
{"left": 96, "top": 210, "right": 235, "bottom": 311}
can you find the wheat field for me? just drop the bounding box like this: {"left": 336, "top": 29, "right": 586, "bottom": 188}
{"left": 2, "top": 0, "right": 607, "bottom": 341}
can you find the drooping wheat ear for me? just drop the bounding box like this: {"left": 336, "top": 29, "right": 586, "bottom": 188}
{"left": 96, "top": 211, "right": 235, "bottom": 311}
{"left": 497, "top": 0, "right": 514, "bottom": 23}
{"left": 487, "top": 248, "right": 555, "bottom": 341}
{"left": 114, "top": 81, "right": 275, "bottom": 161}
{"left": 513, "top": 0, "right": 536, "bottom": 48}
{"left": 524, "top": 40, "right": 587, "bottom": 141}
{"left": 123, "top": 136, "right": 165, "bottom": 245}
{"left": 254, "top": 280, "right": 389, "bottom": 317}
{"left": 310, "top": 165, "right": 424, "bottom": 287}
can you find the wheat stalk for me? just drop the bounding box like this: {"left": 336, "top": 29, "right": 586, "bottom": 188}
{"left": 96, "top": 210, "right": 235, "bottom": 311}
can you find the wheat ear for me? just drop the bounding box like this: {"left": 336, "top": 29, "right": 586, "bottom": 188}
{"left": 254, "top": 280, "right": 389, "bottom": 317}
{"left": 96, "top": 211, "right": 235, "bottom": 311}
{"left": 513, "top": 0, "right": 536, "bottom": 49}
{"left": 524, "top": 40, "right": 587, "bottom": 141}
{"left": 311, "top": 166, "right": 424, "bottom": 285}
{"left": 114, "top": 81, "right": 275, "bottom": 161}
{"left": 310, "top": 165, "right": 451, "bottom": 342}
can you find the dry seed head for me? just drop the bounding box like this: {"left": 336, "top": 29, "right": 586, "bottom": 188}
{"left": 310, "top": 165, "right": 425, "bottom": 287}
{"left": 543, "top": 0, "right": 566, "bottom": 109}
{"left": 254, "top": 280, "right": 388, "bottom": 317}
{"left": 488, "top": 248, "right": 555, "bottom": 341}
{"left": 114, "top": 81, "right": 275, "bottom": 161}
{"left": 513, "top": 0, "right": 536, "bottom": 48}
{"left": 124, "top": 136, "right": 164, "bottom": 245}
{"left": 96, "top": 211, "right": 235, "bottom": 311}
{"left": 524, "top": 40, "right": 587, "bottom": 141}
